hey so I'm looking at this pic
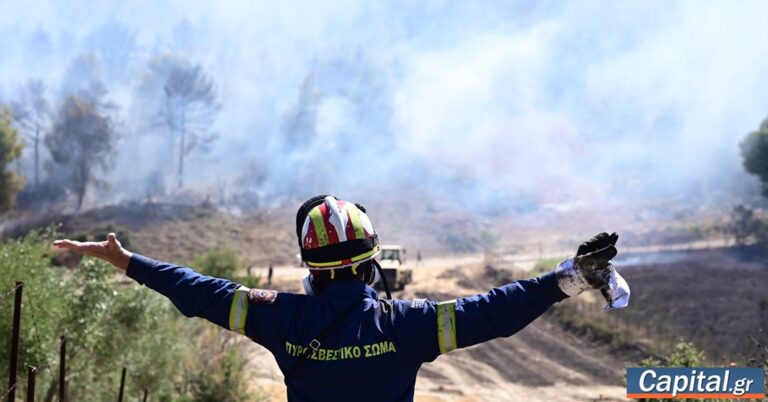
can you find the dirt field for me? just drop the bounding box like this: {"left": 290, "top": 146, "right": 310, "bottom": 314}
{"left": 247, "top": 256, "right": 630, "bottom": 402}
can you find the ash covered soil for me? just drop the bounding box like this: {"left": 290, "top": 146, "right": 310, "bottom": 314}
{"left": 617, "top": 247, "right": 768, "bottom": 361}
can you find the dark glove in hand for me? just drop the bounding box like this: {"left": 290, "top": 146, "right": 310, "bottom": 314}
{"left": 574, "top": 232, "right": 619, "bottom": 289}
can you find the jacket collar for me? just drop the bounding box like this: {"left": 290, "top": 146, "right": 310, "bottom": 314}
{"left": 319, "top": 280, "right": 378, "bottom": 301}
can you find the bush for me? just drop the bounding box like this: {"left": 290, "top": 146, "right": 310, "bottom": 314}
{"left": 191, "top": 247, "right": 261, "bottom": 289}
{"left": 634, "top": 341, "right": 706, "bottom": 402}
{"left": 179, "top": 328, "right": 261, "bottom": 402}
{"left": 0, "top": 229, "right": 189, "bottom": 400}
{"left": 665, "top": 340, "right": 704, "bottom": 367}
{"left": 192, "top": 247, "right": 243, "bottom": 279}
{"left": 0, "top": 229, "right": 260, "bottom": 401}
{"left": 0, "top": 229, "right": 66, "bottom": 389}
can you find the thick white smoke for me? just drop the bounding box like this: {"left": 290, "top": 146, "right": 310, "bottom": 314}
{"left": 0, "top": 0, "right": 766, "bottom": 212}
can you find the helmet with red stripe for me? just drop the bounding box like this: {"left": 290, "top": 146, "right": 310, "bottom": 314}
{"left": 296, "top": 195, "right": 380, "bottom": 270}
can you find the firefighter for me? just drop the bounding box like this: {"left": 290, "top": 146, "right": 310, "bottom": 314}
{"left": 53, "top": 195, "right": 628, "bottom": 402}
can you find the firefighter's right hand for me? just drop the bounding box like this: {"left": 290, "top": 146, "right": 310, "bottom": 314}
{"left": 53, "top": 232, "right": 133, "bottom": 271}
{"left": 574, "top": 232, "right": 619, "bottom": 289}
{"left": 555, "top": 232, "right": 630, "bottom": 309}
{"left": 555, "top": 232, "right": 618, "bottom": 296}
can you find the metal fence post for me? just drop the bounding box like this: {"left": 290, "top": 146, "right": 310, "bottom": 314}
{"left": 59, "top": 336, "right": 66, "bottom": 402}
{"left": 7, "top": 281, "right": 24, "bottom": 402}
{"left": 117, "top": 367, "right": 126, "bottom": 402}
{"left": 26, "top": 366, "right": 37, "bottom": 402}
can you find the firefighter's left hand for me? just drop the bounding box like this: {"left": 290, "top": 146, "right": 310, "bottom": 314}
{"left": 53, "top": 233, "right": 133, "bottom": 271}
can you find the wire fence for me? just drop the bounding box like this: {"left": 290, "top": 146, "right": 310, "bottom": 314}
{"left": 2, "top": 281, "right": 149, "bottom": 402}
{"left": 0, "top": 283, "right": 24, "bottom": 301}
{"left": 0, "top": 383, "right": 16, "bottom": 402}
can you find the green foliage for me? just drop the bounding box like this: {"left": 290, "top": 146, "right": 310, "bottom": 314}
{"left": 0, "top": 229, "right": 186, "bottom": 400}
{"left": 177, "top": 328, "right": 260, "bottom": 402}
{"left": 192, "top": 247, "right": 260, "bottom": 290}
{"left": 0, "top": 106, "right": 25, "bottom": 211}
{"left": 665, "top": 340, "right": 704, "bottom": 367}
{"left": 0, "top": 230, "right": 260, "bottom": 400}
{"left": 0, "top": 228, "right": 65, "bottom": 387}
{"left": 741, "top": 118, "right": 768, "bottom": 197}
{"left": 192, "top": 247, "right": 243, "bottom": 279}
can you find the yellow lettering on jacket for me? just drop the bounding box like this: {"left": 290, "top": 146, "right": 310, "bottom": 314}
{"left": 285, "top": 341, "right": 397, "bottom": 361}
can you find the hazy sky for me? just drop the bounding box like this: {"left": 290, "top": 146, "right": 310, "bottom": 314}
{"left": 1, "top": 0, "right": 767, "bottom": 210}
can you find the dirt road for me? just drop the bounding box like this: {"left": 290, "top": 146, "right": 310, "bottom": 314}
{"left": 246, "top": 256, "right": 629, "bottom": 401}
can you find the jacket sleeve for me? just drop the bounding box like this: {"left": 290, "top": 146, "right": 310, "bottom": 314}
{"left": 394, "top": 270, "right": 569, "bottom": 363}
{"left": 125, "top": 253, "right": 297, "bottom": 351}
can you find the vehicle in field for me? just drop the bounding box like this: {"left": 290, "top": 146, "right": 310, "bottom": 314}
{"left": 375, "top": 245, "right": 413, "bottom": 291}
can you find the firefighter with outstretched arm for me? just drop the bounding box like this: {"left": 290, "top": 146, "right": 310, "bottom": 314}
{"left": 54, "top": 195, "right": 629, "bottom": 402}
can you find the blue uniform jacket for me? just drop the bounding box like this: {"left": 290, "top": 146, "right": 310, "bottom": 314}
{"left": 126, "top": 254, "right": 569, "bottom": 402}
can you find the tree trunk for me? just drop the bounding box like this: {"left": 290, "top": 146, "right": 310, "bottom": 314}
{"left": 34, "top": 125, "right": 40, "bottom": 187}
{"left": 76, "top": 165, "right": 87, "bottom": 211}
{"left": 177, "top": 112, "right": 186, "bottom": 189}
{"left": 77, "top": 186, "right": 85, "bottom": 211}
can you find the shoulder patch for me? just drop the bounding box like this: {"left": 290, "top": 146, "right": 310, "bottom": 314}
{"left": 248, "top": 288, "right": 278, "bottom": 304}
{"left": 411, "top": 298, "right": 427, "bottom": 309}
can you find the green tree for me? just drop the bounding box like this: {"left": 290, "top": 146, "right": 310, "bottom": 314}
{"left": 0, "top": 106, "right": 25, "bottom": 211}
{"left": 46, "top": 96, "right": 117, "bottom": 210}
{"left": 740, "top": 117, "right": 768, "bottom": 196}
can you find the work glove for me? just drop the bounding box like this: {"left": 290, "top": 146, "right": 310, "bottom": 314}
{"left": 555, "top": 232, "right": 630, "bottom": 309}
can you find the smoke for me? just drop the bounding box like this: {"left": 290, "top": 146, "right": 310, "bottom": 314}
{"left": 1, "top": 0, "right": 767, "bottom": 213}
